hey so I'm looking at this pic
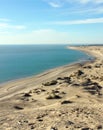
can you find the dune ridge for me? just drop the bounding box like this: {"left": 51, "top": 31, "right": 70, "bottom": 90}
{"left": 0, "top": 45, "right": 103, "bottom": 130}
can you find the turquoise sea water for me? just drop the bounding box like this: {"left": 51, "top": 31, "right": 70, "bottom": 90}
{"left": 0, "top": 45, "right": 91, "bottom": 83}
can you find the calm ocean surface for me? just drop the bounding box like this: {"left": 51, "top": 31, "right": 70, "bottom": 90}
{"left": 0, "top": 45, "right": 91, "bottom": 83}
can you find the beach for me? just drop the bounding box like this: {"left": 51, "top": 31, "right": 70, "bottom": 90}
{"left": 0, "top": 45, "right": 103, "bottom": 130}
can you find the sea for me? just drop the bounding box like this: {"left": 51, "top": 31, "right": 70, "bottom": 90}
{"left": 0, "top": 44, "right": 92, "bottom": 83}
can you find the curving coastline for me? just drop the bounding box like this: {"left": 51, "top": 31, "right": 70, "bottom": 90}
{"left": 0, "top": 45, "right": 103, "bottom": 130}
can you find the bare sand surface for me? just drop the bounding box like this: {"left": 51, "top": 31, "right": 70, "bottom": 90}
{"left": 0, "top": 45, "right": 103, "bottom": 130}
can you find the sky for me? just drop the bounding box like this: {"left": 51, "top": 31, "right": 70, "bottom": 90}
{"left": 0, "top": 0, "right": 103, "bottom": 45}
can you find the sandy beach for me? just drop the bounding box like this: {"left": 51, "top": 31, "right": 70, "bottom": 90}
{"left": 0, "top": 45, "right": 103, "bottom": 130}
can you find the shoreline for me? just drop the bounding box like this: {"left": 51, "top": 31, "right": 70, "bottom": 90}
{"left": 0, "top": 46, "right": 94, "bottom": 86}
{"left": 0, "top": 59, "right": 92, "bottom": 86}
{"left": 0, "top": 60, "right": 84, "bottom": 100}
{"left": 0, "top": 45, "right": 103, "bottom": 130}
{"left": 0, "top": 46, "right": 95, "bottom": 100}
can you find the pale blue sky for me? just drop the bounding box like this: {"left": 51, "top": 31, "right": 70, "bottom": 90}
{"left": 0, "top": 0, "right": 103, "bottom": 44}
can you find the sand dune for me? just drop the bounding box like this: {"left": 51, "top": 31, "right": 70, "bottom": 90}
{"left": 0, "top": 45, "right": 103, "bottom": 130}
